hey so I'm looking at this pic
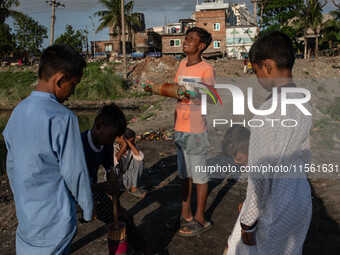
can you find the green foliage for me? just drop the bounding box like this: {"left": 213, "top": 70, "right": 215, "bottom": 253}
{"left": 313, "top": 118, "right": 329, "bottom": 132}
{"left": 0, "top": 70, "right": 37, "bottom": 105}
{"left": 77, "top": 112, "right": 96, "bottom": 132}
{"left": 95, "top": 0, "right": 142, "bottom": 52}
{"left": 317, "top": 85, "right": 326, "bottom": 93}
{"left": 0, "top": 23, "right": 14, "bottom": 59}
{"left": 72, "top": 63, "right": 126, "bottom": 100}
{"left": 0, "top": 0, "right": 20, "bottom": 24}
{"left": 262, "top": 0, "right": 303, "bottom": 30}
{"left": 320, "top": 18, "right": 340, "bottom": 50}
{"left": 260, "top": 0, "right": 305, "bottom": 50}
{"left": 330, "top": 6, "right": 340, "bottom": 21}
{"left": 13, "top": 14, "right": 47, "bottom": 56}
{"left": 309, "top": 0, "right": 323, "bottom": 33}
{"left": 327, "top": 97, "right": 340, "bottom": 121}
{"left": 140, "top": 112, "right": 155, "bottom": 121}
{"left": 55, "top": 25, "right": 86, "bottom": 53}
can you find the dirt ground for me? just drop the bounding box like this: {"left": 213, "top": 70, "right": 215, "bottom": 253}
{"left": 0, "top": 56, "right": 340, "bottom": 254}
{"left": 0, "top": 140, "right": 339, "bottom": 255}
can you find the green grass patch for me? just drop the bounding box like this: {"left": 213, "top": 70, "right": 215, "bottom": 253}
{"left": 0, "top": 71, "right": 37, "bottom": 105}
{"left": 327, "top": 97, "right": 340, "bottom": 121}
{"left": 319, "top": 138, "right": 334, "bottom": 150}
{"left": 313, "top": 119, "right": 330, "bottom": 132}
{"left": 128, "top": 91, "right": 153, "bottom": 98}
{"left": 140, "top": 112, "right": 155, "bottom": 121}
{"left": 72, "top": 63, "right": 127, "bottom": 100}
{"left": 317, "top": 85, "right": 326, "bottom": 93}
{"left": 140, "top": 103, "right": 150, "bottom": 112}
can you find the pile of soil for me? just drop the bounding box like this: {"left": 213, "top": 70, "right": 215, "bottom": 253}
{"left": 129, "top": 56, "right": 180, "bottom": 84}
{"left": 128, "top": 56, "right": 340, "bottom": 84}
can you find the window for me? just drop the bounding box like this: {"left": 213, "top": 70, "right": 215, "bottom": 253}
{"left": 214, "top": 41, "right": 221, "bottom": 48}
{"left": 213, "top": 23, "right": 220, "bottom": 31}
{"left": 170, "top": 39, "right": 181, "bottom": 47}
{"left": 105, "top": 44, "right": 113, "bottom": 51}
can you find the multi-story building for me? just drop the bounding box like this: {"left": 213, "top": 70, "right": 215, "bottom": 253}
{"left": 194, "top": 0, "right": 255, "bottom": 58}
{"left": 230, "top": 3, "right": 255, "bottom": 26}
{"left": 226, "top": 26, "right": 256, "bottom": 59}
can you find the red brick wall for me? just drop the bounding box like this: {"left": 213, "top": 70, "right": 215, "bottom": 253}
{"left": 162, "top": 35, "right": 186, "bottom": 54}
{"left": 195, "top": 10, "right": 226, "bottom": 53}
{"left": 91, "top": 41, "right": 109, "bottom": 54}
{"left": 135, "top": 32, "right": 148, "bottom": 48}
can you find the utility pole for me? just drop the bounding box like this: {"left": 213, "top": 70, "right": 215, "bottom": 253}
{"left": 251, "top": 0, "right": 258, "bottom": 36}
{"left": 46, "top": 0, "right": 65, "bottom": 45}
{"left": 121, "top": 0, "right": 127, "bottom": 79}
{"left": 89, "top": 16, "right": 96, "bottom": 57}
{"left": 85, "top": 26, "right": 89, "bottom": 57}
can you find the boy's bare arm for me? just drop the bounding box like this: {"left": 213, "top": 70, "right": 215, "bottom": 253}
{"left": 115, "top": 135, "right": 128, "bottom": 162}
{"left": 125, "top": 138, "right": 140, "bottom": 156}
{"left": 241, "top": 230, "right": 256, "bottom": 246}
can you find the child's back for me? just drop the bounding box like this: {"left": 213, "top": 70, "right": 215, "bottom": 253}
{"left": 5, "top": 91, "right": 90, "bottom": 240}
{"left": 3, "top": 44, "right": 93, "bottom": 254}
{"left": 228, "top": 31, "right": 312, "bottom": 255}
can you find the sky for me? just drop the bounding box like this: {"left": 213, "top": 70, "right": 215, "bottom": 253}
{"left": 6, "top": 0, "right": 339, "bottom": 49}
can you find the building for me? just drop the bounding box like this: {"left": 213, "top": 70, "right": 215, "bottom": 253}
{"left": 135, "top": 28, "right": 162, "bottom": 53}
{"left": 162, "top": 19, "right": 195, "bottom": 55}
{"left": 230, "top": 3, "right": 255, "bottom": 26}
{"left": 90, "top": 12, "right": 162, "bottom": 56}
{"left": 194, "top": 0, "right": 255, "bottom": 58}
{"left": 226, "top": 26, "right": 256, "bottom": 59}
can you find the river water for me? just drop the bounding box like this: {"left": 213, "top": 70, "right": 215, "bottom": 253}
{"left": 0, "top": 110, "right": 134, "bottom": 176}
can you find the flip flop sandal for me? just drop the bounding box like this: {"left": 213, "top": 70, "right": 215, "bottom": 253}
{"left": 128, "top": 188, "right": 147, "bottom": 198}
{"left": 178, "top": 219, "right": 212, "bottom": 237}
{"left": 166, "top": 214, "right": 193, "bottom": 230}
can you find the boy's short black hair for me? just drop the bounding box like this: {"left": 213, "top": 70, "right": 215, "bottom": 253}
{"left": 221, "top": 125, "right": 250, "bottom": 158}
{"left": 186, "top": 27, "right": 212, "bottom": 52}
{"left": 125, "top": 128, "right": 136, "bottom": 140}
{"left": 94, "top": 103, "right": 127, "bottom": 136}
{"left": 38, "top": 44, "right": 86, "bottom": 81}
{"left": 249, "top": 31, "right": 295, "bottom": 70}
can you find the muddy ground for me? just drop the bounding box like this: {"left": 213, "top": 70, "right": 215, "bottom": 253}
{"left": 0, "top": 56, "right": 340, "bottom": 254}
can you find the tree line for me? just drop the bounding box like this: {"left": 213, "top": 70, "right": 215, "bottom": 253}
{"left": 0, "top": 0, "right": 339, "bottom": 61}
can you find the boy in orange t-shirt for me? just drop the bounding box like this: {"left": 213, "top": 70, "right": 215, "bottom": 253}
{"left": 145, "top": 27, "right": 215, "bottom": 237}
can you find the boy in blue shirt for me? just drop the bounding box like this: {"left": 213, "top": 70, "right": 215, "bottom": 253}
{"left": 3, "top": 44, "right": 93, "bottom": 255}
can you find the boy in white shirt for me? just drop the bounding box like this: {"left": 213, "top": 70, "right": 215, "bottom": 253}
{"left": 114, "top": 128, "right": 147, "bottom": 198}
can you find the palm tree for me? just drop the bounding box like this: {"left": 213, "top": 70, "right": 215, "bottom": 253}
{"left": 294, "top": 2, "right": 310, "bottom": 58}
{"left": 95, "top": 0, "right": 141, "bottom": 53}
{"left": 308, "top": 0, "right": 326, "bottom": 56}
{"left": 0, "top": 0, "right": 20, "bottom": 24}
{"left": 330, "top": 6, "right": 340, "bottom": 21}
{"left": 320, "top": 18, "right": 340, "bottom": 49}
{"left": 331, "top": 0, "right": 339, "bottom": 9}
{"left": 320, "top": 6, "right": 340, "bottom": 49}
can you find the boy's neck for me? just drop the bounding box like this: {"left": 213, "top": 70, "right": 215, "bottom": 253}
{"left": 186, "top": 54, "right": 202, "bottom": 67}
{"left": 36, "top": 80, "right": 55, "bottom": 95}
{"left": 90, "top": 129, "right": 101, "bottom": 149}
{"left": 271, "top": 69, "right": 293, "bottom": 88}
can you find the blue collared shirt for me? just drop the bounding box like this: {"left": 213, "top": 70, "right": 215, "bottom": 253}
{"left": 3, "top": 91, "right": 93, "bottom": 250}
